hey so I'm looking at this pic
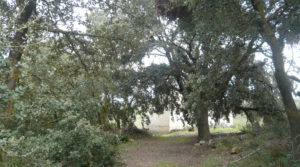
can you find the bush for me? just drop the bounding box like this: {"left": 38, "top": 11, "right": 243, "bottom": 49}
{"left": 0, "top": 115, "right": 120, "bottom": 167}
{"left": 219, "top": 117, "right": 300, "bottom": 167}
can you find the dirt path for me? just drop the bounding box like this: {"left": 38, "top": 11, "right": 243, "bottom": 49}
{"left": 120, "top": 135, "right": 213, "bottom": 167}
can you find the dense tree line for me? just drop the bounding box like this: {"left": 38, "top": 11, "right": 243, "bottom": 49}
{"left": 155, "top": 0, "right": 300, "bottom": 159}
{"left": 0, "top": 0, "right": 299, "bottom": 166}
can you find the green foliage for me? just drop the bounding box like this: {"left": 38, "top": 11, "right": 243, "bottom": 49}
{"left": 0, "top": 156, "right": 24, "bottom": 167}
{"left": 0, "top": 0, "right": 158, "bottom": 165}
{"left": 200, "top": 156, "right": 224, "bottom": 167}
{"left": 1, "top": 0, "right": 299, "bottom": 165}
{"left": 0, "top": 59, "right": 8, "bottom": 112}
{"left": 227, "top": 150, "right": 300, "bottom": 167}
{"left": 216, "top": 119, "right": 299, "bottom": 167}
{"left": 0, "top": 116, "right": 120, "bottom": 167}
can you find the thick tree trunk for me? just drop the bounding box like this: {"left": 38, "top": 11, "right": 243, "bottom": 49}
{"left": 244, "top": 111, "right": 260, "bottom": 130}
{"left": 196, "top": 109, "right": 210, "bottom": 141}
{"left": 252, "top": 0, "right": 300, "bottom": 160}
{"left": 4, "top": 0, "right": 36, "bottom": 114}
{"left": 272, "top": 47, "right": 300, "bottom": 161}
{"left": 271, "top": 46, "right": 300, "bottom": 160}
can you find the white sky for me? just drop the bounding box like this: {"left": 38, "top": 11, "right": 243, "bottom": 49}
{"left": 69, "top": 2, "right": 300, "bottom": 80}
{"left": 144, "top": 45, "right": 300, "bottom": 71}
{"left": 10, "top": 2, "right": 299, "bottom": 92}
{"left": 143, "top": 44, "right": 300, "bottom": 96}
{"left": 284, "top": 45, "right": 300, "bottom": 74}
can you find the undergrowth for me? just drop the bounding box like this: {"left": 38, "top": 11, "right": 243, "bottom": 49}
{"left": 215, "top": 118, "right": 300, "bottom": 167}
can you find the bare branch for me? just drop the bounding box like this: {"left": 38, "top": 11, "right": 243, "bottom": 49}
{"left": 223, "top": 146, "right": 263, "bottom": 167}
{"left": 289, "top": 75, "right": 300, "bottom": 84}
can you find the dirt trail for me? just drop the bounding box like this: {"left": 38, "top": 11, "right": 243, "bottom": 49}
{"left": 120, "top": 135, "right": 212, "bottom": 167}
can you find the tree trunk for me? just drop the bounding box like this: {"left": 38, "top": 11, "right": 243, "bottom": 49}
{"left": 4, "top": 0, "right": 36, "bottom": 114}
{"left": 252, "top": 0, "right": 300, "bottom": 160}
{"left": 271, "top": 45, "right": 300, "bottom": 160}
{"left": 196, "top": 109, "right": 210, "bottom": 141}
{"left": 244, "top": 111, "right": 260, "bottom": 130}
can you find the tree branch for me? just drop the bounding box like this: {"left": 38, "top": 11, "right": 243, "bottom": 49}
{"left": 237, "top": 106, "right": 259, "bottom": 111}
{"left": 289, "top": 75, "right": 300, "bottom": 84}
{"left": 44, "top": 27, "right": 126, "bottom": 42}
{"left": 223, "top": 146, "right": 263, "bottom": 167}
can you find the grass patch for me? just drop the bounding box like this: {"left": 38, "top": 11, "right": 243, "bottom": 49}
{"left": 153, "top": 135, "right": 190, "bottom": 142}
{"left": 118, "top": 140, "right": 150, "bottom": 152}
{"left": 210, "top": 120, "right": 300, "bottom": 167}
{"left": 226, "top": 153, "right": 266, "bottom": 167}
{"left": 226, "top": 150, "right": 300, "bottom": 167}
{"left": 200, "top": 156, "right": 225, "bottom": 167}
{"left": 154, "top": 161, "right": 177, "bottom": 167}
{"left": 210, "top": 127, "right": 241, "bottom": 133}
{"left": 165, "top": 129, "right": 196, "bottom": 137}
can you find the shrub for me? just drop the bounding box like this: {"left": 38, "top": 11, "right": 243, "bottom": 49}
{"left": 0, "top": 115, "right": 120, "bottom": 167}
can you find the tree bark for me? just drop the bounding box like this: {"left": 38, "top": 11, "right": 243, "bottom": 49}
{"left": 5, "top": 0, "right": 36, "bottom": 114}
{"left": 252, "top": 0, "right": 300, "bottom": 160}
{"left": 244, "top": 111, "right": 260, "bottom": 130}
{"left": 196, "top": 109, "right": 210, "bottom": 141}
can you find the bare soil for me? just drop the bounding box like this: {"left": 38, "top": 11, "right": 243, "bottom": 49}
{"left": 120, "top": 135, "right": 213, "bottom": 167}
